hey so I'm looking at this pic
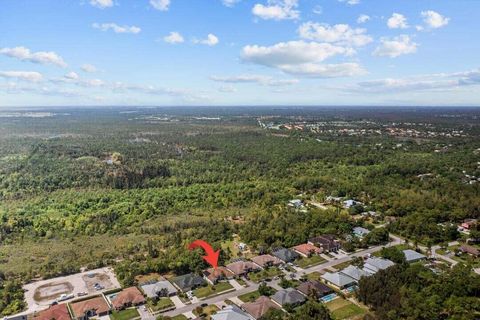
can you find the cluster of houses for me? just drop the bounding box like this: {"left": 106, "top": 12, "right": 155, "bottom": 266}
{"left": 33, "top": 287, "right": 146, "bottom": 320}
{"left": 322, "top": 249, "right": 426, "bottom": 290}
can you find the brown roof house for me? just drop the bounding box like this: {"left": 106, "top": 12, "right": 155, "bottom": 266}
{"left": 296, "top": 280, "right": 333, "bottom": 298}
{"left": 226, "top": 261, "right": 261, "bottom": 277}
{"left": 242, "top": 296, "right": 280, "bottom": 319}
{"left": 34, "top": 304, "right": 71, "bottom": 320}
{"left": 70, "top": 296, "right": 111, "bottom": 320}
{"left": 308, "top": 235, "right": 340, "bottom": 252}
{"left": 292, "top": 244, "right": 323, "bottom": 257}
{"left": 202, "top": 267, "right": 235, "bottom": 285}
{"left": 251, "top": 255, "right": 282, "bottom": 268}
{"left": 110, "top": 287, "right": 146, "bottom": 310}
{"left": 459, "top": 244, "right": 479, "bottom": 257}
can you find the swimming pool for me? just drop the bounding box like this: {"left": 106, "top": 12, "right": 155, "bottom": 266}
{"left": 321, "top": 293, "right": 337, "bottom": 302}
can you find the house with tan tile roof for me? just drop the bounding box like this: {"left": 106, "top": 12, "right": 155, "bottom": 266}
{"left": 242, "top": 296, "right": 280, "bottom": 319}
{"left": 226, "top": 261, "right": 261, "bottom": 276}
{"left": 110, "top": 287, "right": 145, "bottom": 310}
{"left": 292, "top": 243, "right": 323, "bottom": 257}
{"left": 250, "top": 255, "right": 282, "bottom": 268}
{"left": 70, "top": 296, "right": 110, "bottom": 320}
{"left": 203, "top": 267, "right": 235, "bottom": 285}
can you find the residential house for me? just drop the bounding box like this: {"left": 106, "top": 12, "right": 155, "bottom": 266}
{"left": 110, "top": 287, "right": 145, "bottom": 310}
{"left": 242, "top": 296, "right": 281, "bottom": 319}
{"left": 170, "top": 273, "right": 206, "bottom": 292}
{"left": 308, "top": 235, "right": 340, "bottom": 252}
{"left": 211, "top": 305, "right": 252, "bottom": 320}
{"left": 459, "top": 244, "right": 479, "bottom": 257}
{"left": 339, "top": 265, "right": 371, "bottom": 282}
{"left": 272, "top": 248, "right": 299, "bottom": 263}
{"left": 288, "top": 199, "right": 303, "bottom": 208}
{"left": 321, "top": 272, "right": 356, "bottom": 290}
{"left": 203, "top": 267, "right": 235, "bottom": 285}
{"left": 34, "top": 304, "right": 71, "bottom": 320}
{"left": 226, "top": 261, "right": 261, "bottom": 277}
{"left": 343, "top": 199, "right": 363, "bottom": 209}
{"left": 292, "top": 243, "right": 322, "bottom": 257}
{"left": 352, "top": 227, "right": 371, "bottom": 239}
{"left": 140, "top": 280, "right": 177, "bottom": 299}
{"left": 403, "top": 249, "right": 427, "bottom": 263}
{"left": 271, "top": 288, "right": 306, "bottom": 308}
{"left": 325, "top": 196, "right": 342, "bottom": 203}
{"left": 461, "top": 219, "right": 477, "bottom": 230}
{"left": 296, "top": 280, "right": 333, "bottom": 298}
{"left": 251, "top": 254, "right": 282, "bottom": 269}
{"left": 363, "top": 257, "right": 395, "bottom": 274}
{"left": 70, "top": 296, "right": 111, "bottom": 320}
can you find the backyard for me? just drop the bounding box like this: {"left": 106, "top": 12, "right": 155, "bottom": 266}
{"left": 193, "top": 305, "right": 220, "bottom": 320}
{"left": 147, "top": 297, "right": 174, "bottom": 311}
{"left": 238, "top": 290, "right": 261, "bottom": 303}
{"left": 326, "top": 298, "right": 367, "bottom": 320}
{"left": 110, "top": 308, "right": 140, "bottom": 320}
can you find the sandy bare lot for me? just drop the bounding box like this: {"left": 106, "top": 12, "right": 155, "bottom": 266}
{"left": 22, "top": 267, "right": 120, "bottom": 314}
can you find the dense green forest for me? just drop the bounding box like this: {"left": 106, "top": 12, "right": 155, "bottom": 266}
{"left": 0, "top": 107, "right": 479, "bottom": 317}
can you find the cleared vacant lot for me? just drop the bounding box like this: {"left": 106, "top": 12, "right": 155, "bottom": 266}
{"left": 23, "top": 267, "right": 120, "bottom": 314}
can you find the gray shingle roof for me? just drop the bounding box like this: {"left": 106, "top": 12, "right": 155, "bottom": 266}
{"left": 339, "top": 265, "right": 371, "bottom": 281}
{"left": 403, "top": 249, "right": 426, "bottom": 262}
{"left": 272, "top": 248, "right": 299, "bottom": 262}
{"left": 364, "top": 257, "right": 395, "bottom": 273}
{"left": 271, "top": 288, "right": 306, "bottom": 306}
{"left": 170, "top": 273, "right": 205, "bottom": 291}
{"left": 212, "top": 305, "right": 252, "bottom": 320}
{"left": 321, "top": 272, "right": 356, "bottom": 288}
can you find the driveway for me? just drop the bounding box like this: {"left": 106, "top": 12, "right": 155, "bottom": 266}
{"left": 171, "top": 295, "right": 186, "bottom": 308}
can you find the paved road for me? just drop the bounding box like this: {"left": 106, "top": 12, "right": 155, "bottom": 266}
{"left": 164, "top": 235, "right": 403, "bottom": 318}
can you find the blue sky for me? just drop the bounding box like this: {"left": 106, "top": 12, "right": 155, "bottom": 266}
{"left": 1, "top": 0, "right": 479, "bottom": 107}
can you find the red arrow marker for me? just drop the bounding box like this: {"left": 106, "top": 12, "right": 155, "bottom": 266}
{"left": 188, "top": 240, "right": 220, "bottom": 269}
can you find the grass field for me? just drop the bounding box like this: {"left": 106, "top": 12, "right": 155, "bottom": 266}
{"left": 296, "top": 255, "right": 327, "bottom": 268}
{"left": 171, "top": 315, "right": 188, "bottom": 320}
{"left": 148, "top": 297, "right": 174, "bottom": 311}
{"left": 110, "top": 308, "right": 140, "bottom": 320}
{"left": 326, "top": 298, "right": 366, "bottom": 320}
{"left": 193, "top": 282, "right": 233, "bottom": 299}
{"left": 238, "top": 290, "right": 260, "bottom": 302}
{"left": 305, "top": 271, "right": 323, "bottom": 281}
{"left": 331, "top": 260, "right": 352, "bottom": 271}
{"left": 248, "top": 267, "right": 282, "bottom": 283}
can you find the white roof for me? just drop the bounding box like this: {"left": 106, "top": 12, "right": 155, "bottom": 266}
{"left": 339, "top": 265, "right": 371, "bottom": 281}
{"left": 403, "top": 249, "right": 426, "bottom": 262}
{"left": 212, "top": 305, "right": 252, "bottom": 320}
{"left": 321, "top": 272, "right": 356, "bottom": 288}
{"left": 364, "top": 257, "right": 394, "bottom": 273}
{"left": 353, "top": 227, "right": 370, "bottom": 236}
{"left": 140, "top": 280, "right": 177, "bottom": 298}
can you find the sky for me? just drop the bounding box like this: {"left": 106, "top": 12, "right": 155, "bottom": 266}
{"left": 1, "top": 0, "right": 479, "bottom": 107}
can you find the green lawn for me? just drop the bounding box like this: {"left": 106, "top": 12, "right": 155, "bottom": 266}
{"left": 171, "top": 315, "right": 188, "bottom": 320}
{"left": 110, "top": 308, "right": 140, "bottom": 320}
{"left": 296, "top": 255, "right": 327, "bottom": 268}
{"left": 332, "top": 260, "right": 352, "bottom": 271}
{"left": 236, "top": 278, "right": 247, "bottom": 286}
{"left": 305, "top": 271, "right": 323, "bottom": 281}
{"left": 147, "top": 297, "right": 174, "bottom": 311}
{"left": 192, "top": 305, "right": 220, "bottom": 320}
{"left": 326, "top": 298, "right": 366, "bottom": 320}
{"left": 248, "top": 267, "right": 283, "bottom": 283}
{"left": 238, "top": 290, "right": 261, "bottom": 302}
{"left": 193, "top": 282, "right": 233, "bottom": 298}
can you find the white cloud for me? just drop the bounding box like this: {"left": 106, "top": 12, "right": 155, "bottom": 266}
{"left": 218, "top": 85, "right": 237, "bottom": 92}
{"left": 345, "top": 69, "right": 480, "bottom": 94}
{"left": 193, "top": 34, "right": 219, "bottom": 46}
{"left": 0, "top": 46, "right": 67, "bottom": 68}
{"left": 252, "top": 0, "right": 299, "bottom": 21}
{"left": 387, "top": 13, "right": 409, "bottom": 29}
{"left": 210, "top": 74, "right": 299, "bottom": 86}
{"left": 338, "top": 0, "right": 360, "bottom": 5}
{"left": 421, "top": 10, "right": 450, "bottom": 29}
{"left": 65, "top": 72, "right": 79, "bottom": 80}
{"left": 150, "top": 0, "right": 170, "bottom": 11}
{"left": 81, "top": 64, "right": 97, "bottom": 73}
{"left": 222, "top": 0, "right": 241, "bottom": 7}
{"left": 241, "top": 40, "right": 364, "bottom": 78}
{"left": 298, "top": 22, "right": 373, "bottom": 47}
{"left": 312, "top": 5, "right": 322, "bottom": 15}
{"left": 357, "top": 14, "right": 370, "bottom": 24}
{"left": 92, "top": 23, "right": 141, "bottom": 34}
{"left": 0, "top": 71, "right": 43, "bottom": 82}
{"left": 89, "top": 0, "right": 113, "bottom": 9}
{"left": 373, "top": 35, "right": 417, "bottom": 58}
{"left": 163, "top": 32, "right": 184, "bottom": 44}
